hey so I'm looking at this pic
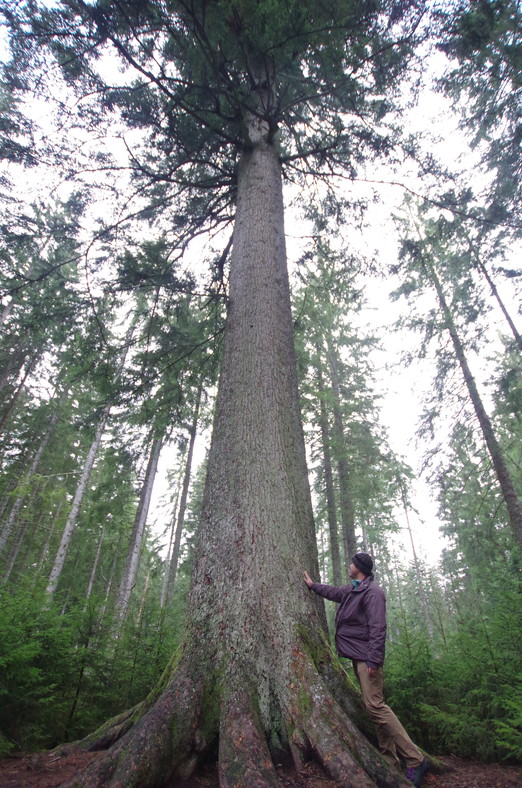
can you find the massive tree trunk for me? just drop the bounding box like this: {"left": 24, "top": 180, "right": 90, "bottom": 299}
{"left": 63, "top": 138, "right": 410, "bottom": 788}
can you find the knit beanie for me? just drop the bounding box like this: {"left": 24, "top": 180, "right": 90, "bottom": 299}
{"left": 352, "top": 552, "right": 373, "bottom": 577}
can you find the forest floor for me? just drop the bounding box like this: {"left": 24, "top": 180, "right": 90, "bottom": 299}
{"left": 0, "top": 751, "right": 521, "bottom": 788}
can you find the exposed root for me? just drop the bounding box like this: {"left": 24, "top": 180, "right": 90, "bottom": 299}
{"left": 219, "top": 684, "right": 281, "bottom": 788}
{"left": 59, "top": 661, "right": 212, "bottom": 787}
{"left": 289, "top": 652, "right": 412, "bottom": 788}
{"left": 54, "top": 636, "right": 425, "bottom": 788}
{"left": 68, "top": 703, "right": 144, "bottom": 753}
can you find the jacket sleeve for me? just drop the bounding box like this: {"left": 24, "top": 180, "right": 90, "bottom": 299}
{"left": 310, "top": 582, "right": 347, "bottom": 604}
{"left": 365, "top": 587, "right": 387, "bottom": 667}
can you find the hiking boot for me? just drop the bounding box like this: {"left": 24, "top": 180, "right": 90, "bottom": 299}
{"left": 406, "top": 757, "right": 429, "bottom": 787}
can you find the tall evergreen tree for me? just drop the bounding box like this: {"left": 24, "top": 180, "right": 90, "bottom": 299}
{"left": 2, "top": 1, "right": 425, "bottom": 784}
{"left": 395, "top": 203, "right": 522, "bottom": 550}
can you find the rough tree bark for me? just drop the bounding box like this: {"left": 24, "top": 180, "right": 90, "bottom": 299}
{"left": 62, "top": 128, "right": 412, "bottom": 788}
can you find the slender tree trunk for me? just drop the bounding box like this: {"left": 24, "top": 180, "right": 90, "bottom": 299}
{"left": 9, "top": 479, "right": 52, "bottom": 583}
{"left": 114, "top": 435, "right": 163, "bottom": 621}
{"left": 400, "top": 488, "right": 432, "bottom": 638}
{"left": 165, "top": 386, "right": 202, "bottom": 605}
{"left": 160, "top": 472, "right": 183, "bottom": 609}
{"left": 0, "top": 349, "right": 25, "bottom": 393}
{"left": 0, "top": 299, "right": 14, "bottom": 327}
{"left": 33, "top": 502, "right": 63, "bottom": 585}
{"left": 45, "top": 411, "right": 109, "bottom": 596}
{"left": 327, "top": 342, "right": 357, "bottom": 568}
{"left": 0, "top": 401, "right": 61, "bottom": 555}
{"left": 393, "top": 567, "right": 414, "bottom": 669}
{"left": 46, "top": 324, "right": 135, "bottom": 597}
{"left": 124, "top": 566, "right": 152, "bottom": 708}
{"left": 136, "top": 568, "right": 150, "bottom": 628}
{"left": 71, "top": 134, "right": 410, "bottom": 788}
{"left": 315, "top": 353, "right": 343, "bottom": 585}
{"left": 0, "top": 352, "right": 39, "bottom": 435}
{"left": 1, "top": 518, "right": 30, "bottom": 584}
{"left": 84, "top": 523, "right": 105, "bottom": 607}
{"left": 463, "top": 231, "right": 522, "bottom": 350}
{"left": 428, "top": 575, "right": 447, "bottom": 649}
{"left": 424, "top": 258, "right": 522, "bottom": 550}
{"left": 99, "top": 530, "right": 124, "bottom": 622}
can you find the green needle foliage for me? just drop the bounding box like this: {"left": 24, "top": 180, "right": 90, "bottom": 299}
{"left": 2, "top": 0, "right": 425, "bottom": 248}
{"left": 385, "top": 569, "right": 522, "bottom": 761}
{"left": 436, "top": 0, "right": 522, "bottom": 234}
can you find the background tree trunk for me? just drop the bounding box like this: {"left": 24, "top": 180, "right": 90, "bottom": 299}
{"left": 424, "top": 258, "right": 522, "bottom": 550}
{"left": 45, "top": 409, "right": 109, "bottom": 597}
{"left": 114, "top": 434, "right": 163, "bottom": 622}
{"left": 0, "top": 352, "right": 39, "bottom": 436}
{"left": 327, "top": 343, "right": 357, "bottom": 567}
{"left": 84, "top": 522, "right": 105, "bottom": 607}
{"left": 165, "top": 384, "right": 202, "bottom": 606}
{"left": 0, "top": 395, "right": 62, "bottom": 556}
{"left": 315, "top": 353, "right": 343, "bottom": 585}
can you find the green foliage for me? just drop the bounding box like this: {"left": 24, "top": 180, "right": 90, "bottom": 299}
{"left": 0, "top": 584, "right": 184, "bottom": 753}
{"left": 496, "top": 693, "right": 522, "bottom": 759}
{"left": 435, "top": 0, "right": 522, "bottom": 236}
{"left": 294, "top": 239, "right": 411, "bottom": 582}
{"left": 386, "top": 570, "right": 522, "bottom": 761}
{"left": 0, "top": 587, "right": 79, "bottom": 751}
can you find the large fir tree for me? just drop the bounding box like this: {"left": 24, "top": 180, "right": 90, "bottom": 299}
{"left": 2, "top": 1, "right": 425, "bottom": 785}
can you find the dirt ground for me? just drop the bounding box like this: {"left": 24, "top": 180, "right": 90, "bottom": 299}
{"left": 0, "top": 751, "right": 521, "bottom": 788}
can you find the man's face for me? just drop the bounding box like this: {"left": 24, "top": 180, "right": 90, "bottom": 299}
{"left": 348, "top": 562, "right": 359, "bottom": 579}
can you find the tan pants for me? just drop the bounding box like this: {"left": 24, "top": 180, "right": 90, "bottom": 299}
{"left": 352, "top": 660, "right": 423, "bottom": 769}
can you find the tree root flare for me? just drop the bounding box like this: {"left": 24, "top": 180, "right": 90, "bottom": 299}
{"left": 59, "top": 666, "right": 210, "bottom": 787}
{"left": 219, "top": 686, "right": 281, "bottom": 787}
{"left": 290, "top": 653, "right": 412, "bottom": 788}
{"left": 55, "top": 647, "right": 421, "bottom": 788}
{"left": 69, "top": 703, "right": 144, "bottom": 753}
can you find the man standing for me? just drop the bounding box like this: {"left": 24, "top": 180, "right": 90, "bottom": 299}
{"left": 304, "top": 552, "right": 429, "bottom": 788}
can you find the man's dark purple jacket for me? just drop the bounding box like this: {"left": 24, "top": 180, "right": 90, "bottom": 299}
{"left": 310, "top": 574, "right": 386, "bottom": 668}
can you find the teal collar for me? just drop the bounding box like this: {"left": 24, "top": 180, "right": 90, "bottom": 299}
{"left": 351, "top": 579, "right": 362, "bottom": 588}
